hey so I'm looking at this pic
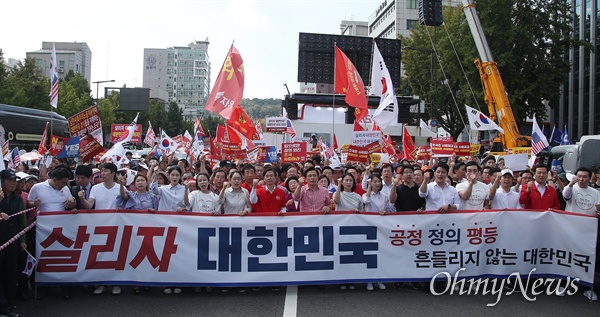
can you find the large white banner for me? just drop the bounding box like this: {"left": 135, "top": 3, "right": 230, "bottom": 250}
{"left": 35, "top": 210, "right": 597, "bottom": 287}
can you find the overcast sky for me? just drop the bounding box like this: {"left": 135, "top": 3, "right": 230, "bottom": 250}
{"left": 1, "top": 0, "right": 380, "bottom": 99}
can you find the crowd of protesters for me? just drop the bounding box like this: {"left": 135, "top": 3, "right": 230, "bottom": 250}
{"left": 1, "top": 150, "right": 600, "bottom": 316}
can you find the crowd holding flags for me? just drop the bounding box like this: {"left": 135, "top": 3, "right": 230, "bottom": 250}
{"left": 4, "top": 39, "right": 591, "bottom": 174}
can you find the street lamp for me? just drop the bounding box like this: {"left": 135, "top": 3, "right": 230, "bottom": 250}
{"left": 92, "top": 79, "right": 115, "bottom": 104}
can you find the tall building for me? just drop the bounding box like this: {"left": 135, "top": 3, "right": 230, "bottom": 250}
{"left": 367, "top": 0, "right": 462, "bottom": 39}
{"left": 26, "top": 42, "right": 92, "bottom": 84}
{"left": 555, "top": 0, "right": 599, "bottom": 140}
{"left": 340, "top": 20, "right": 369, "bottom": 36}
{"left": 143, "top": 39, "right": 211, "bottom": 120}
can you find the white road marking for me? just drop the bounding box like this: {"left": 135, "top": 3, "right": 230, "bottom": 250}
{"left": 283, "top": 285, "right": 298, "bottom": 317}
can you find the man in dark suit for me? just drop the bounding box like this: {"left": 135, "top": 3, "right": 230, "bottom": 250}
{"left": 71, "top": 165, "right": 93, "bottom": 210}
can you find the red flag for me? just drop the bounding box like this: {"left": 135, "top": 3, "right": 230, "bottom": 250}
{"left": 144, "top": 122, "right": 156, "bottom": 146}
{"left": 402, "top": 125, "right": 416, "bottom": 160}
{"left": 353, "top": 120, "right": 365, "bottom": 132}
{"left": 227, "top": 104, "right": 256, "bottom": 139}
{"left": 209, "top": 132, "right": 217, "bottom": 156}
{"left": 194, "top": 118, "right": 205, "bottom": 136}
{"left": 38, "top": 122, "right": 49, "bottom": 154}
{"left": 382, "top": 133, "right": 395, "bottom": 156}
{"left": 372, "top": 122, "right": 380, "bottom": 131}
{"left": 204, "top": 45, "right": 244, "bottom": 120}
{"left": 333, "top": 134, "right": 339, "bottom": 151}
{"left": 334, "top": 47, "right": 368, "bottom": 122}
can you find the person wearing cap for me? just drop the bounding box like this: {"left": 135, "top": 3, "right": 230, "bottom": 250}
{"left": 219, "top": 160, "right": 234, "bottom": 175}
{"left": 455, "top": 161, "right": 490, "bottom": 210}
{"left": 488, "top": 169, "right": 522, "bottom": 209}
{"left": 0, "top": 169, "right": 27, "bottom": 317}
{"left": 519, "top": 164, "right": 561, "bottom": 210}
{"left": 22, "top": 174, "right": 38, "bottom": 194}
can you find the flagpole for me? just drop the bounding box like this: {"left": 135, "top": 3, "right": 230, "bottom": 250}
{"left": 332, "top": 42, "right": 336, "bottom": 150}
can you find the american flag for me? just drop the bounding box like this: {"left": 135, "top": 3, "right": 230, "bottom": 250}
{"left": 531, "top": 116, "right": 549, "bottom": 155}
{"left": 49, "top": 43, "right": 59, "bottom": 108}
{"left": 11, "top": 148, "right": 21, "bottom": 167}
{"left": 285, "top": 119, "right": 296, "bottom": 140}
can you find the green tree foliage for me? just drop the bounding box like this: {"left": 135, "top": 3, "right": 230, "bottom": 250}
{"left": 198, "top": 113, "right": 225, "bottom": 137}
{"left": 402, "top": 1, "right": 580, "bottom": 139}
{"left": 98, "top": 92, "right": 119, "bottom": 135}
{"left": 164, "top": 102, "right": 184, "bottom": 136}
{"left": 240, "top": 98, "right": 282, "bottom": 120}
{"left": 0, "top": 50, "right": 8, "bottom": 101}
{"left": 0, "top": 57, "right": 49, "bottom": 109}
{"left": 55, "top": 71, "right": 93, "bottom": 119}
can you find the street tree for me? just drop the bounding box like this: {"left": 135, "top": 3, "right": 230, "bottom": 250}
{"left": 402, "top": 0, "right": 581, "bottom": 139}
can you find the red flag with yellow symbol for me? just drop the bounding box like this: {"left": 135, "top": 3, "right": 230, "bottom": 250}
{"left": 227, "top": 104, "right": 256, "bottom": 140}
{"left": 402, "top": 125, "right": 416, "bottom": 160}
{"left": 334, "top": 47, "right": 368, "bottom": 122}
{"left": 204, "top": 45, "right": 244, "bottom": 120}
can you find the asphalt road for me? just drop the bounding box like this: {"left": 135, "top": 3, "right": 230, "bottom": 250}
{"left": 15, "top": 282, "right": 600, "bottom": 317}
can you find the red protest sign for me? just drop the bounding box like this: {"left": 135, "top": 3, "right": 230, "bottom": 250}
{"left": 79, "top": 135, "right": 105, "bottom": 162}
{"left": 68, "top": 106, "right": 102, "bottom": 139}
{"left": 417, "top": 145, "right": 431, "bottom": 160}
{"left": 454, "top": 142, "right": 471, "bottom": 156}
{"left": 430, "top": 137, "right": 454, "bottom": 155}
{"left": 110, "top": 124, "right": 142, "bottom": 143}
{"left": 50, "top": 135, "right": 69, "bottom": 156}
{"left": 282, "top": 142, "right": 307, "bottom": 164}
{"left": 347, "top": 141, "right": 380, "bottom": 163}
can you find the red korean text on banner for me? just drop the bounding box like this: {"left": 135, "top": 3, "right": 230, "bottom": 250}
{"left": 417, "top": 145, "right": 432, "bottom": 160}
{"left": 68, "top": 106, "right": 103, "bottom": 142}
{"left": 110, "top": 124, "right": 142, "bottom": 143}
{"left": 79, "top": 135, "right": 105, "bottom": 162}
{"left": 347, "top": 141, "right": 381, "bottom": 163}
{"left": 282, "top": 142, "right": 307, "bottom": 164}
{"left": 204, "top": 45, "right": 244, "bottom": 120}
{"left": 454, "top": 142, "right": 471, "bottom": 156}
{"left": 430, "top": 137, "right": 454, "bottom": 155}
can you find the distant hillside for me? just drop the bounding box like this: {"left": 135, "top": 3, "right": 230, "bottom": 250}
{"left": 240, "top": 98, "right": 282, "bottom": 120}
